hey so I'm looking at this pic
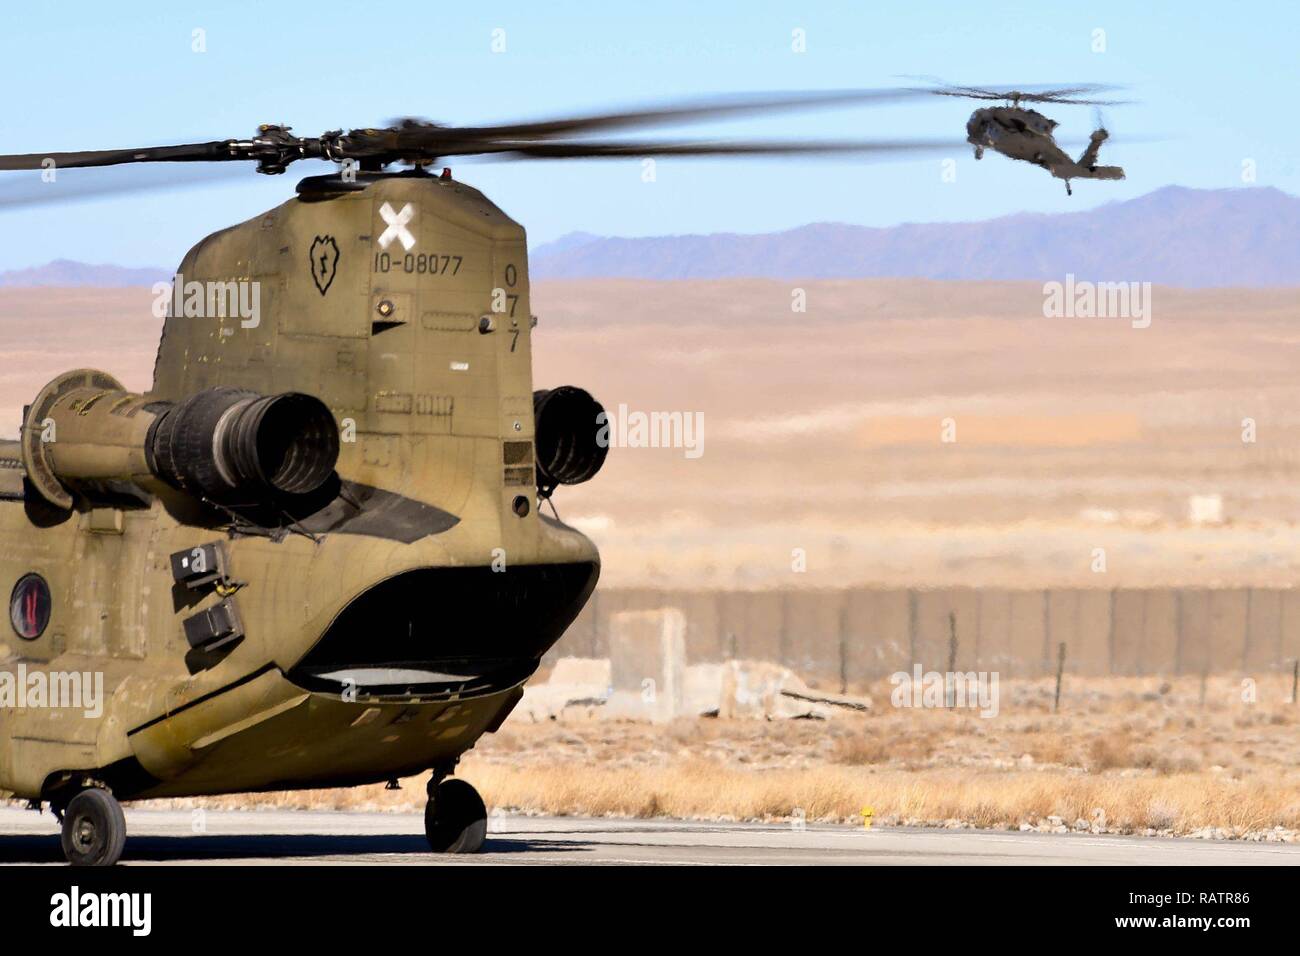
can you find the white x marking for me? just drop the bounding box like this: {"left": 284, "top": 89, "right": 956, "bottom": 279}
{"left": 378, "top": 202, "right": 416, "bottom": 251}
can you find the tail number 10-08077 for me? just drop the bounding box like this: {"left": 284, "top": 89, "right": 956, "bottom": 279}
{"left": 373, "top": 252, "right": 463, "bottom": 275}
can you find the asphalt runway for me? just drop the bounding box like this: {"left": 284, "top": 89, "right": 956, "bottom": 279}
{"left": 1, "top": 807, "right": 1298, "bottom": 865}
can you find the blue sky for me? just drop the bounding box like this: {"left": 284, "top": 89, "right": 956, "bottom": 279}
{"left": 0, "top": 0, "right": 1293, "bottom": 268}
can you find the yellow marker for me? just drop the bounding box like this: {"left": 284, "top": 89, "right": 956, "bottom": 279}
{"left": 861, "top": 807, "right": 874, "bottom": 829}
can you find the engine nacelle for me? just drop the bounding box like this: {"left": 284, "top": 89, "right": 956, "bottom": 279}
{"left": 532, "top": 386, "right": 608, "bottom": 492}
{"left": 21, "top": 369, "right": 339, "bottom": 509}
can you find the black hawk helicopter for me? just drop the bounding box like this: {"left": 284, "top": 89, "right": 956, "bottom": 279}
{"left": 913, "top": 79, "right": 1130, "bottom": 195}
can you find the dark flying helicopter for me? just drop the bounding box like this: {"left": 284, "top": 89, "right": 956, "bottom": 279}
{"left": 914, "top": 79, "right": 1130, "bottom": 194}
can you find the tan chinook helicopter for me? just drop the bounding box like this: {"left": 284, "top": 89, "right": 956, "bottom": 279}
{"left": 0, "top": 89, "right": 979, "bottom": 865}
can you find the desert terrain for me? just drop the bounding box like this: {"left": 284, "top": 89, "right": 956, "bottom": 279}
{"left": 531, "top": 278, "right": 1300, "bottom": 590}
{"left": 4, "top": 278, "right": 1300, "bottom": 591}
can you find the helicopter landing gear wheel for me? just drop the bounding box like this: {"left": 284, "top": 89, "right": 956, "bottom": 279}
{"left": 59, "top": 788, "right": 126, "bottom": 867}
{"left": 973, "top": 146, "right": 983, "bottom": 160}
{"left": 424, "top": 778, "right": 487, "bottom": 854}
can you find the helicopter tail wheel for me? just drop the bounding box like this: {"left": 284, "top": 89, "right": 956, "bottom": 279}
{"left": 59, "top": 788, "right": 127, "bottom": 867}
{"left": 424, "top": 778, "right": 487, "bottom": 854}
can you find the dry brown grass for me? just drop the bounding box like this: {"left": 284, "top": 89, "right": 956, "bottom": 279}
{"left": 462, "top": 764, "right": 1300, "bottom": 834}
{"left": 159, "top": 762, "right": 1300, "bottom": 837}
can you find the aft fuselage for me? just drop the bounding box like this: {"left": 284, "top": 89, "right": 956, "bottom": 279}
{"left": 0, "top": 172, "right": 598, "bottom": 803}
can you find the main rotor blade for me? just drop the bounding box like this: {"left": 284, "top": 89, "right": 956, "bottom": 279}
{"left": 463, "top": 137, "right": 965, "bottom": 160}
{"left": 929, "top": 89, "right": 1130, "bottom": 107}
{"left": 0, "top": 161, "right": 335, "bottom": 211}
{"left": 0, "top": 141, "right": 235, "bottom": 171}
{"left": 1032, "top": 95, "right": 1132, "bottom": 106}
{"left": 0, "top": 85, "right": 994, "bottom": 182}
{"left": 1028, "top": 86, "right": 1122, "bottom": 99}
{"left": 409, "top": 88, "right": 939, "bottom": 141}
{"left": 927, "top": 89, "right": 1010, "bottom": 101}
{"left": 901, "top": 75, "right": 1129, "bottom": 106}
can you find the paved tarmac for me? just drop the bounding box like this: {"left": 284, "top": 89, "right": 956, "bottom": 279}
{"left": 1, "top": 808, "right": 1298, "bottom": 865}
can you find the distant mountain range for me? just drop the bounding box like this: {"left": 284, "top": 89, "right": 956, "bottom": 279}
{"left": 0, "top": 259, "right": 168, "bottom": 288}
{"left": 531, "top": 186, "right": 1300, "bottom": 288}
{"left": 3, "top": 186, "right": 1297, "bottom": 289}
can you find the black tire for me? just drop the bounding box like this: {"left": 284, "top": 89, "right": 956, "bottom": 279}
{"left": 60, "top": 788, "right": 126, "bottom": 867}
{"left": 424, "top": 779, "right": 487, "bottom": 854}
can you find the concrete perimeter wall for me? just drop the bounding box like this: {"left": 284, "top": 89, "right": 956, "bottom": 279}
{"left": 547, "top": 588, "right": 1300, "bottom": 681}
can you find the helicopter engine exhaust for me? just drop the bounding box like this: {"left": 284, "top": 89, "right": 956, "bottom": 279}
{"left": 532, "top": 386, "right": 608, "bottom": 491}
{"left": 20, "top": 369, "right": 339, "bottom": 509}
{"left": 148, "top": 388, "right": 340, "bottom": 502}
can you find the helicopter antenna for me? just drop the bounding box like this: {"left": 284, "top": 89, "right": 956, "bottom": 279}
{"left": 206, "top": 499, "right": 281, "bottom": 541}
{"left": 275, "top": 508, "right": 322, "bottom": 544}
